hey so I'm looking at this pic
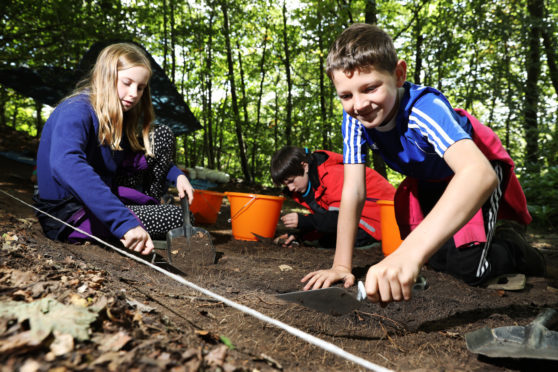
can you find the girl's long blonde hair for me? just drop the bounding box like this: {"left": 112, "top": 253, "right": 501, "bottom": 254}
{"left": 73, "top": 42, "right": 155, "bottom": 156}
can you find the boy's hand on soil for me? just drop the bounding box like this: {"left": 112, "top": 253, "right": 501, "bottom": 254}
{"left": 176, "top": 174, "right": 194, "bottom": 203}
{"left": 281, "top": 213, "right": 299, "bottom": 228}
{"left": 364, "top": 250, "right": 419, "bottom": 304}
{"left": 301, "top": 266, "right": 355, "bottom": 290}
{"left": 121, "top": 226, "right": 154, "bottom": 255}
{"left": 274, "top": 233, "right": 297, "bottom": 246}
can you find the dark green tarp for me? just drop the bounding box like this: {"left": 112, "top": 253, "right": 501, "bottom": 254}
{"left": 0, "top": 41, "right": 201, "bottom": 135}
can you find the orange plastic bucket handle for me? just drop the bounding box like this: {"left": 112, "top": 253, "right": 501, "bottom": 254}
{"left": 228, "top": 195, "right": 257, "bottom": 222}
{"left": 197, "top": 191, "right": 222, "bottom": 215}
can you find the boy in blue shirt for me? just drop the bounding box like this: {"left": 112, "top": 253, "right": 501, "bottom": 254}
{"left": 301, "top": 23, "right": 547, "bottom": 303}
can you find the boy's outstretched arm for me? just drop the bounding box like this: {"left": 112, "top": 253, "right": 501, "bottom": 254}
{"left": 301, "top": 163, "right": 366, "bottom": 290}
{"left": 364, "top": 139, "right": 498, "bottom": 303}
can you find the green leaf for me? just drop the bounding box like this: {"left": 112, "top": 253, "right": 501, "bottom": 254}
{"left": 219, "top": 334, "right": 235, "bottom": 350}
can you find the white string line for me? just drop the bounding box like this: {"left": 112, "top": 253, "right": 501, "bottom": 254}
{"left": 0, "top": 188, "right": 391, "bottom": 372}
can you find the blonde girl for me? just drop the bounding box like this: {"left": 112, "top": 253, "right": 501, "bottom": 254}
{"left": 35, "top": 42, "right": 193, "bottom": 255}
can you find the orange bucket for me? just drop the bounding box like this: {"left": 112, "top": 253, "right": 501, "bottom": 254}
{"left": 376, "top": 200, "right": 403, "bottom": 256}
{"left": 225, "top": 192, "right": 285, "bottom": 241}
{"left": 189, "top": 189, "right": 225, "bottom": 224}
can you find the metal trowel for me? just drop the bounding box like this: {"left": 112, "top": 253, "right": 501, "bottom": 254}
{"left": 277, "top": 275, "right": 428, "bottom": 316}
{"left": 152, "top": 196, "right": 216, "bottom": 270}
{"left": 465, "top": 308, "right": 558, "bottom": 360}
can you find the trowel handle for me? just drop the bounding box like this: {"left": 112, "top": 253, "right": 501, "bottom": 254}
{"left": 356, "top": 281, "right": 367, "bottom": 301}
{"left": 181, "top": 196, "right": 192, "bottom": 238}
{"left": 355, "top": 275, "right": 428, "bottom": 302}
{"left": 533, "top": 308, "right": 558, "bottom": 329}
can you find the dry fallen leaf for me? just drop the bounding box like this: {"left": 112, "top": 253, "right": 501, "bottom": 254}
{"left": 19, "top": 359, "right": 41, "bottom": 372}
{"left": 0, "top": 329, "right": 49, "bottom": 354}
{"left": 49, "top": 331, "right": 74, "bottom": 357}
{"left": 69, "top": 294, "right": 88, "bottom": 307}
{"left": 96, "top": 331, "right": 132, "bottom": 352}
{"left": 12, "top": 289, "right": 33, "bottom": 302}
{"left": 3, "top": 232, "right": 18, "bottom": 242}
{"left": 205, "top": 345, "right": 228, "bottom": 367}
{"left": 278, "top": 264, "right": 293, "bottom": 272}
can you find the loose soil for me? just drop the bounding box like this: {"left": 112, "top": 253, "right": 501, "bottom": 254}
{"left": 1, "top": 126, "right": 558, "bottom": 371}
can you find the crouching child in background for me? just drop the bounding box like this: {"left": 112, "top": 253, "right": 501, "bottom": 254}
{"left": 270, "top": 146, "right": 395, "bottom": 248}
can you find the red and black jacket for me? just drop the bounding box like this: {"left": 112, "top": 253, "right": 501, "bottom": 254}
{"left": 286, "top": 150, "right": 396, "bottom": 241}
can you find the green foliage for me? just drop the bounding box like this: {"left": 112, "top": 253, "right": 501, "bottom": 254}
{"left": 1, "top": 0, "right": 557, "bottom": 227}
{"left": 521, "top": 166, "right": 558, "bottom": 230}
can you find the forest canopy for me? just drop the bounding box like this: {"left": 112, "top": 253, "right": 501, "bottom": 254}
{"left": 1, "top": 0, "right": 557, "bottom": 228}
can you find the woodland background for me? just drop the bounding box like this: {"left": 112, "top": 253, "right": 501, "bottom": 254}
{"left": 1, "top": 0, "right": 557, "bottom": 229}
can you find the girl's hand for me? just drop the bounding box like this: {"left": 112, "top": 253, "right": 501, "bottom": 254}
{"left": 301, "top": 265, "right": 355, "bottom": 290}
{"left": 176, "top": 174, "right": 194, "bottom": 203}
{"left": 121, "top": 226, "right": 154, "bottom": 255}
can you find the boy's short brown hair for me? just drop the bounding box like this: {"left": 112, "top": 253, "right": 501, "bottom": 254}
{"left": 270, "top": 146, "right": 308, "bottom": 185}
{"left": 326, "top": 23, "right": 398, "bottom": 79}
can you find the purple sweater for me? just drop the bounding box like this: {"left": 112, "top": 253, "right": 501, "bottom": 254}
{"left": 36, "top": 94, "right": 182, "bottom": 239}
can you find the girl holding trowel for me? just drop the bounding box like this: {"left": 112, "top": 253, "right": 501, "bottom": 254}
{"left": 34, "top": 42, "right": 193, "bottom": 255}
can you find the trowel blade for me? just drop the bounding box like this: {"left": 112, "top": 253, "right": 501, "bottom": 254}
{"left": 277, "top": 286, "right": 363, "bottom": 316}
{"left": 168, "top": 227, "right": 216, "bottom": 268}
{"left": 466, "top": 323, "right": 558, "bottom": 360}
{"left": 277, "top": 276, "right": 428, "bottom": 316}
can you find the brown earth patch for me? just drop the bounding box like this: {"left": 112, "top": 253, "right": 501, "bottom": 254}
{"left": 1, "top": 126, "right": 558, "bottom": 371}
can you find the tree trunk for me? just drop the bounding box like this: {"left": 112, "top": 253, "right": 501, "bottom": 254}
{"left": 281, "top": 1, "right": 293, "bottom": 146}
{"left": 0, "top": 86, "right": 6, "bottom": 129}
{"left": 540, "top": 1, "right": 558, "bottom": 165}
{"left": 221, "top": 1, "right": 251, "bottom": 183}
{"left": 504, "top": 41, "right": 512, "bottom": 150}
{"left": 317, "top": 11, "right": 329, "bottom": 150}
{"left": 236, "top": 42, "right": 249, "bottom": 127}
{"left": 35, "top": 100, "right": 43, "bottom": 137}
{"left": 236, "top": 43, "right": 252, "bottom": 177}
{"left": 205, "top": 10, "right": 215, "bottom": 169}
{"left": 162, "top": 0, "right": 168, "bottom": 73}
{"left": 11, "top": 101, "right": 18, "bottom": 128}
{"left": 337, "top": 0, "right": 354, "bottom": 24}
{"left": 365, "top": 2, "right": 387, "bottom": 178}
{"left": 464, "top": 50, "right": 479, "bottom": 112}
{"left": 216, "top": 88, "right": 228, "bottom": 171}
{"left": 413, "top": 16, "right": 422, "bottom": 85}
{"left": 170, "top": 0, "right": 176, "bottom": 83}
{"left": 274, "top": 85, "right": 279, "bottom": 152}
{"left": 251, "top": 23, "right": 269, "bottom": 180}
{"left": 524, "top": 0, "right": 542, "bottom": 172}
{"left": 364, "top": 0, "right": 377, "bottom": 24}
{"left": 538, "top": 2, "right": 557, "bottom": 95}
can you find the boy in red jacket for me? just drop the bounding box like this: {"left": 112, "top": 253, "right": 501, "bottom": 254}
{"left": 271, "top": 146, "right": 395, "bottom": 248}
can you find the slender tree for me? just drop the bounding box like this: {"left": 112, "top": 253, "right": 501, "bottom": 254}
{"left": 251, "top": 21, "right": 270, "bottom": 179}
{"left": 524, "top": 0, "right": 543, "bottom": 172}
{"left": 364, "top": 0, "right": 387, "bottom": 178}
{"left": 364, "top": 0, "right": 377, "bottom": 24}
{"left": 35, "top": 101, "right": 43, "bottom": 138}
{"left": 281, "top": 1, "right": 294, "bottom": 146}
{"left": 221, "top": 0, "right": 251, "bottom": 182}
{"left": 205, "top": 9, "right": 216, "bottom": 169}
{"left": 162, "top": 0, "right": 168, "bottom": 73}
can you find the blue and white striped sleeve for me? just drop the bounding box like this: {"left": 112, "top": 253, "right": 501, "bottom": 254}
{"left": 341, "top": 110, "right": 367, "bottom": 164}
{"left": 408, "top": 96, "right": 471, "bottom": 157}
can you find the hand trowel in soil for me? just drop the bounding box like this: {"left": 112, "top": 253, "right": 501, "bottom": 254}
{"left": 465, "top": 308, "right": 558, "bottom": 360}
{"left": 152, "top": 196, "right": 216, "bottom": 270}
{"left": 277, "top": 275, "right": 428, "bottom": 316}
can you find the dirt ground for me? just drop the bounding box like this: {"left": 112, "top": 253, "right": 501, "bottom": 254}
{"left": 1, "top": 127, "right": 558, "bottom": 371}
